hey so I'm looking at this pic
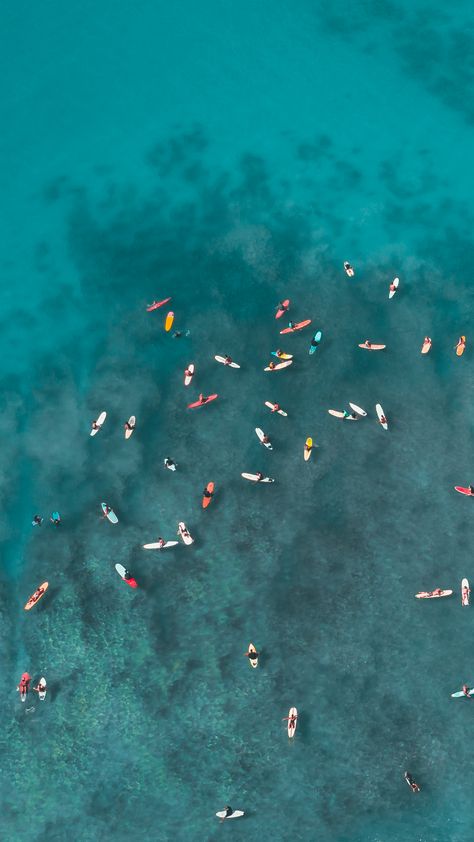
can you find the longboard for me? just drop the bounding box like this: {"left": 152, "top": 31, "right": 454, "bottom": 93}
{"left": 202, "top": 482, "right": 215, "bottom": 509}
{"left": 275, "top": 299, "right": 290, "bottom": 319}
{"left": 178, "top": 521, "right": 194, "bottom": 545}
{"left": 255, "top": 428, "right": 272, "bottom": 450}
{"left": 309, "top": 331, "right": 322, "bottom": 354}
{"left": 215, "top": 355, "right": 240, "bottom": 368}
{"left": 451, "top": 688, "right": 474, "bottom": 698}
{"left": 349, "top": 403, "right": 367, "bottom": 417}
{"left": 455, "top": 486, "right": 474, "bottom": 496}
{"left": 358, "top": 343, "right": 386, "bottom": 350}
{"left": 143, "top": 540, "right": 179, "bottom": 549}
{"left": 24, "top": 582, "right": 49, "bottom": 611}
{"left": 287, "top": 707, "right": 297, "bottom": 738}
{"left": 415, "top": 590, "right": 453, "bottom": 599}
{"left": 146, "top": 297, "right": 171, "bottom": 311}
{"left": 216, "top": 811, "right": 244, "bottom": 820}
{"left": 124, "top": 416, "right": 136, "bottom": 439}
{"left": 115, "top": 563, "right": 137, "bottom": 588}
{"left": 456, "top": 336, "right": 466, "bottom": 356}
{"left": 264, "top": 401, "right": 287, "bottom": 416}
{"left": 241, "top": 473, "right": 274, "bottom": 483}
{"left": 304, "top": 437, "right": 312, "bottom": 461}
{"left": 376, "top": 404, "right": 388, "bottom": 430}
{"left": 90, "top": 411, "right": 106, "bottom": 437}
{"left": 101, "top": 503, "right": 118, "bottom": 523}
{"left": 165, "top": 311, "right": 174, "bottom": 332}
{"left": 188, "top": 394, "right": 218, "bottom": 409}
{"left": 264, "top": 360, "right": 293, "bottom": 371}
{"left": 280, "top": 319, "right": 311, "bottom": 335}
{"left": 421, "top": 337, "right": 432, "bottom": 354}
{"left": 184, "top": 364, "right": 194, "bottom": 386}
{"left": 462, "top": 578, "right": 470, "bottom": 606}
{"left": 389, "top": 277, "right": 399, "bottom": 299}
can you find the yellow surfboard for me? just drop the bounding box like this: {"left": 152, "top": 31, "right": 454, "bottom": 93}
{"left": 165, "top": 311, "right": 174, "bottom": 332}
{"left": 456, "top": 335, "right": 466, "bottom": 356}
{"left": 304, "top": 437, "right": 313, "bottom": 461}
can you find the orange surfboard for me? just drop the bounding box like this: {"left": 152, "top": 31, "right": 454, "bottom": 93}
{"left": 456, "top": 336, "right": 466, "bottom": 356}
{"left": 202, "top": 482, "right": 215, "bottom": 508}
{"left": 165, "top": 311, "right": 174, "bottom": 332}
{"left": 24, "top": 581, "right": 49, "bottom": 611}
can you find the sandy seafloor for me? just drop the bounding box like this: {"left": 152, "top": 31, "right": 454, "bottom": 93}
{"left": 1, "top": 1, "right": 474, "bottom": 840}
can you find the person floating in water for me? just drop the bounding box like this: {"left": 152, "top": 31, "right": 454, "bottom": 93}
{"left": 32, "top": 515, "right": 43, "bottom": 527}
{"left": 172, "top": 329, "right": 190, "bottom": 338}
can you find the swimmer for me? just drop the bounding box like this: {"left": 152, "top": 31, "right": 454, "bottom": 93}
{"left": 404, "top": 772, "right": 420, "bottom": 793}
{"left": 172, "top": 329, "right": 190, "bottom": 339}
{"left": 32, "top": 515, "right": 43, "bottom": 527}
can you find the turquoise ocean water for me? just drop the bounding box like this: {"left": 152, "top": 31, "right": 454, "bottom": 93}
{"left": 2, "top": 1, "right": 474, "bottom": 839}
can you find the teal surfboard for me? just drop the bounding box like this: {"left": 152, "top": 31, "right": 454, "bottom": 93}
{"left": 309, "top": 331, "right": 322, "bottom": 354}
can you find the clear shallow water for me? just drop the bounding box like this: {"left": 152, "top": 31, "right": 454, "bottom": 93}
{"left": 1, "top": 1, "right": 474, "bottom": 840}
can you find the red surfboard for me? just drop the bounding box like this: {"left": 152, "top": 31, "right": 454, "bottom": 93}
{"left": 188, "top": 394, "right": 218, "bottom": 409}
{"left": 202, "top": 481, "right": 215, "bottom": 509}
{"left": 146, "top": 297, "right": 171, "bottom": 312}
{"left": 280, "top": 319, "right": 311, "bottom": 335}
{"left": 275, "top": 299, "right": 290, "bottom": 319}
{"left": 455, "top": 486, "right": 474, "bottom": 496}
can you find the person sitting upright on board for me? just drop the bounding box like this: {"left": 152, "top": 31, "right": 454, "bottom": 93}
{"left": 223, "top": 356, "right": 233, "bottom": 365}
{"left": 462, "top": 684, "right": 472, "bottom": 698}
{"left": 256, "top": 472, "right": 264, "bottom": 482}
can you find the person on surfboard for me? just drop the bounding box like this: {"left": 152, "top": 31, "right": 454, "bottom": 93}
{"left": 102, "top": 505, "right": 112, "bottom": 519}
{"left": 223, "top": 356, "right": 233, "bottom": 365}
{"left": 50, "top": 512, "right": 61, "bottom": 526}
{"left": 282, "top": 710, "right": 297, "bottom": 729}
{"left": 379, "top": 413, "right": 388, "bottom": 426}
{"left": 198, "top": 394, "right": 209, "bottom": 405}
{"left": 462, "top": 684, "right": 472, "bottom": 698}
{"left": 156, "top": 537, "right": 166, "bottom": 548}
{"left": 221, "top": 806, "right": 234, "bottom": 821}
{"left": 32, "top": 515, "right": 43, "bottom": 527}
{"left": 164, "top": 457, "right": 176, "bottom": 470}
{"left": 271, "top": 403, "right": 281, "bottom": 412}
{"left": 276, "top": 301, "right": 288, "bottom": 314}
{"left": 404, "top": 772, "right": 420, "bottom": 792}
{"left": 343, "top": 410, "right": 358, "bottom": 420}
{"left": 124, "top": 419, "right": 135, "bottom": 433}
{"left": 268, "top": 362, "right": 276, "bottom": 370}
{"left": 256, "top": 472, "right": 264, "bottom": 482}
{"left": 244, "top": 646, "right": 259, "bottom": 661}
{"left": 469, "top": 485, "right": 474, "bottom": 495}
{"left": 362, "top": 340, "right": 372, "bottom": 349}
{"left": 203, "top": 486, "right": 214, "bottom": 501}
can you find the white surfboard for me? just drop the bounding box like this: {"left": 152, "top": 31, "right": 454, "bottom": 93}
{"left": 124, "top": 416, "right": 136, "bottom": 439}
{"left": 421, "top": 338, "right": 432, "bottom": 354}
{"left": 241, "top": 473, "right": 274, "bottom": 483}
{"left": 184, "top": 363, "right": 194, "bottom": 386}
{"left": 349, "top": 402, "right": 367, "bottom": 417}
{"left": 287, "top": 706, "right": 297, "bottom": 738}
{"left": 143, "top": 541, "right": 179, "bottom": 550}
{"left": 90, "top": 411, "right": 106, "bottom": 436}
{"left": 376, "top": 403, "right": 388, "bottom": 430}
{"left": 101, "top": 503, "right": 118, "bottom": 523}
{"left": 247, "top": 643, "right": 258, "bottom": 668}
{"left": 215, "top": 355, "right": 240, "bottom": 368}
{"left": 255, "top": 428, "right": 272, "bottom": 450}
{"left": 177, "top": 521, "right": 194, "bottom": 545}
{"left": 451, "top": 688, "right": 474, "bottom": 697}
{"left": 216, "top": 810, "right": 244, "bottom": 820}
{"left": 264, "top": 401, "right": 287, "bottom": 416}
{"left": 389, "top": 277, "right": 399, "bottom": 299}
{"left": 328, "top": 409, "right": 346, "bottom": 418}
{"left": 264, "top": 360, "right": 293, "bottom": 371}
{"left": 358, "top": 343, "right": 386, "bottom": 350}
{"left": 462, "top": 578, "right": 470, "bottom": 606}
{"left": 38, "top": 678, "right": 47, "bottom": 701}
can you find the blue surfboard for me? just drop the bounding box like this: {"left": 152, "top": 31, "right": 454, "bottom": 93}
{"left": 309, "top": 331, "right": 322, "bottom": 354}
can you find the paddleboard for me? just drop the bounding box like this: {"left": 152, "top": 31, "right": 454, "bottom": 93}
{"left": 462, "top": 578, "right": 470, "bottom": 606}
{"left": 178, "top": 521, "right": 194, "bottom": 545}
{"left": 247, "top": 643, "right": 258, "bottom": 668}
{"left": 304, "top": 437, "right": 312, "bottom": 461}
{"left": 415, "top": 590, "right": 453, "bottom": 599}
{"left": 280, "top": 319, "right": 311, "bottom": 335}
{"left": 271, "top": 351, "right": 293, "bottom": 360}
{"left": 216, "top": 811, "right": 244, "bottom": 820}
{"left": 215, "top": 355, "right": 240, "bottom": 368}
{"left": 188, "top": 394, "right": 218, "bottom": 409}
{"left": 146, "top": 297, "right": 171, "bottom": 311}
{"left": 37, "top": 678, "right": 47, "bottom": 701}
{"left": 101, "top": 503, "right": 118, "bottom": 523}
{"left": 264, "top": 401, "right": 287, "bottom": 416}
{"left": 124, "top": 415, "right": 136, "bottom": 439}
{"left": 115, "top": 563, "right": 137, "bottom": 588}
{"left": 349, "top": 403, "right": 367, "bottom": 417}
{"left": 358, "top": 343, "right": 386, "bottom": 350}
{"left": 421, "top": 337, "right": 432, "bottom": 354}
{"left": 455, "top": 486, "right": 474, "bottom": 496}
{"left": 388, "top": 277, "right": 399, "bottom": 299}
{"left": 309, "top": 331, "right": 322, "bottom": 354}
{"left": 143, "top": 540, "right": 179, "bottom": 549}
{"left": 264, "top": 360, "right": 293, "bottom": 371}
{"left": 241, "top": 473, "right": 274, "bottom": 483}
{"left": 275, "top": 299, "right": 290, "bottom": 319}
{"left": 451, "top": 688, "right": 474, "bottom": 698}
{"left": 165, "top": 311, "right": 174, "bottom": 332}
{"left": 456, "top": 336, "right": 466, "bottom": 356}
{"left": 202, "top": 481, "right": 215, "bottom": 509}
{"left": 287, "top": 707, "right": 298, "bottom": 738}
{"left": 328, "top": 409, "right": 346, "bottom": 418}
{"left": 24, "top": 582, "right": 49, "bottom": 611}
{"left": 90, "top": 411, "right": 106, "bottom": 437}
{"left": 344, "top": 262, "right": 354, "bottom": 277}
{"left": 184, "top": 363, "right": 194, "bottom": 386}
{"left": 376, "top": 404, "right": 388, "bottom": 430}
{"left": 255, "top": 428, "right": 272, "bottom": 450}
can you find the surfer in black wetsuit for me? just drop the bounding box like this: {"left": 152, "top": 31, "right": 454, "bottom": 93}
{"left": 404, "top": 772, "right": 420, "bottom": 792}
{"left": 32, "top": 515, "right": 43, "bottom": 526}
{"left": 203, "top": 487, "right": 213, "bottom": 499}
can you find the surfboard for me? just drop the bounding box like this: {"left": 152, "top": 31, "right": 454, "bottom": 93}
{"left": 271, "top": 351, "right": 293, "bottom": 360}
{"left": 462, "top": 578, "right": 470, "bottom": 606}
{"left": 124, "top": 416, "right": 136, "bottom": 439}
{"left": 287, "top": 707, "right": 298, "bottom": 738}
{"left": 146, "top": 297, "right": 171, "bottom": 311}
{"left": 215, "top": 355, "right": 240, "bottom": 368}
{"left": 280, "top": 319, "right": 311, "bottom": 335}
{"left": 349, "top": 403, "right": 367, "bottom": 417}
{"left": 328, "top": 409, "right": 346, "bottom": 418}
{"left": 304, "top": 437, "right": 312, "bottom": 461}
{"left": 376, "top": 404, "right": 388, "bottom": 430}
{"left": 216, "top": 811, "right": 244, "bottom": 820}
{"left": 264, "top": 360, "right": 293, "bottom": 371}
{"left": 309, "top": 331, "right": 322, "bottom": 354}
{"left": 90, "top": 411, "right": 106, "bottom": 436}
{"left": 388, "top": 277, "right": 399, "bottom": 299}
{"left": 455, "top": 486, "right": 474, "bottom": 496}
{"left": 165, "top": 311, "right": 174, "bottom": 332}
{"left": 188, "top": 394, "right": 218, "bottom": 409}
{"left": 178, "top": 522, "right": 194, "bottom": 545}
{"left": 344, "top": 262, "right": 354, "bottom": 277}
{"left": 255, "top": 428, "right": 272, "bottom": 450}
{"left": 247, "top": 643, "right": 258, "bottom": 668}
{"left": 37, "top": 678, "right": 47, "bottom": 701}
{"left": 184, "top": 363, "right": 194, "bottom": 386}
{"left": 115, "top": 564, "right": 137, "bottom": 588}
{"left": 415, "top": 590, "right": 453, "bottom": 599}
{"left": 18, "top": 673, "right": 30, "bottom": 701}
{"left": 456, "top": 336, "right": 466, "bottom": 356}
{"left": 275, "top": 299, "right": 290, "bottom": 319}
{"left": 451, "top": 688, "right": 474, "bottom": 698}
{"left": 143, "top": 540, "right": 179, "bottom": 549}
{"left": 24, "top": 582, "right": 49, "bottom": 611}
{"left": 241, "top": 473, "right": 274, "bottom": 483}
{"left": 358, "top": 343, "right": 386, "bottom": 350}
{"left": 202, "top": 482, "right": 215, "bottom": 509}
{"left": 101, "top": 503, "right": 118, "bottom": 523}
{"left": 264, "top": 401, "right": 287, "bottom": 416}
{"left": 421, "top": 337, "right": 432, "bottom": 354}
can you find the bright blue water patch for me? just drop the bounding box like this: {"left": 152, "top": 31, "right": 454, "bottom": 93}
{"left": 1, "top": 1, "right": 474, "bottom": 839}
